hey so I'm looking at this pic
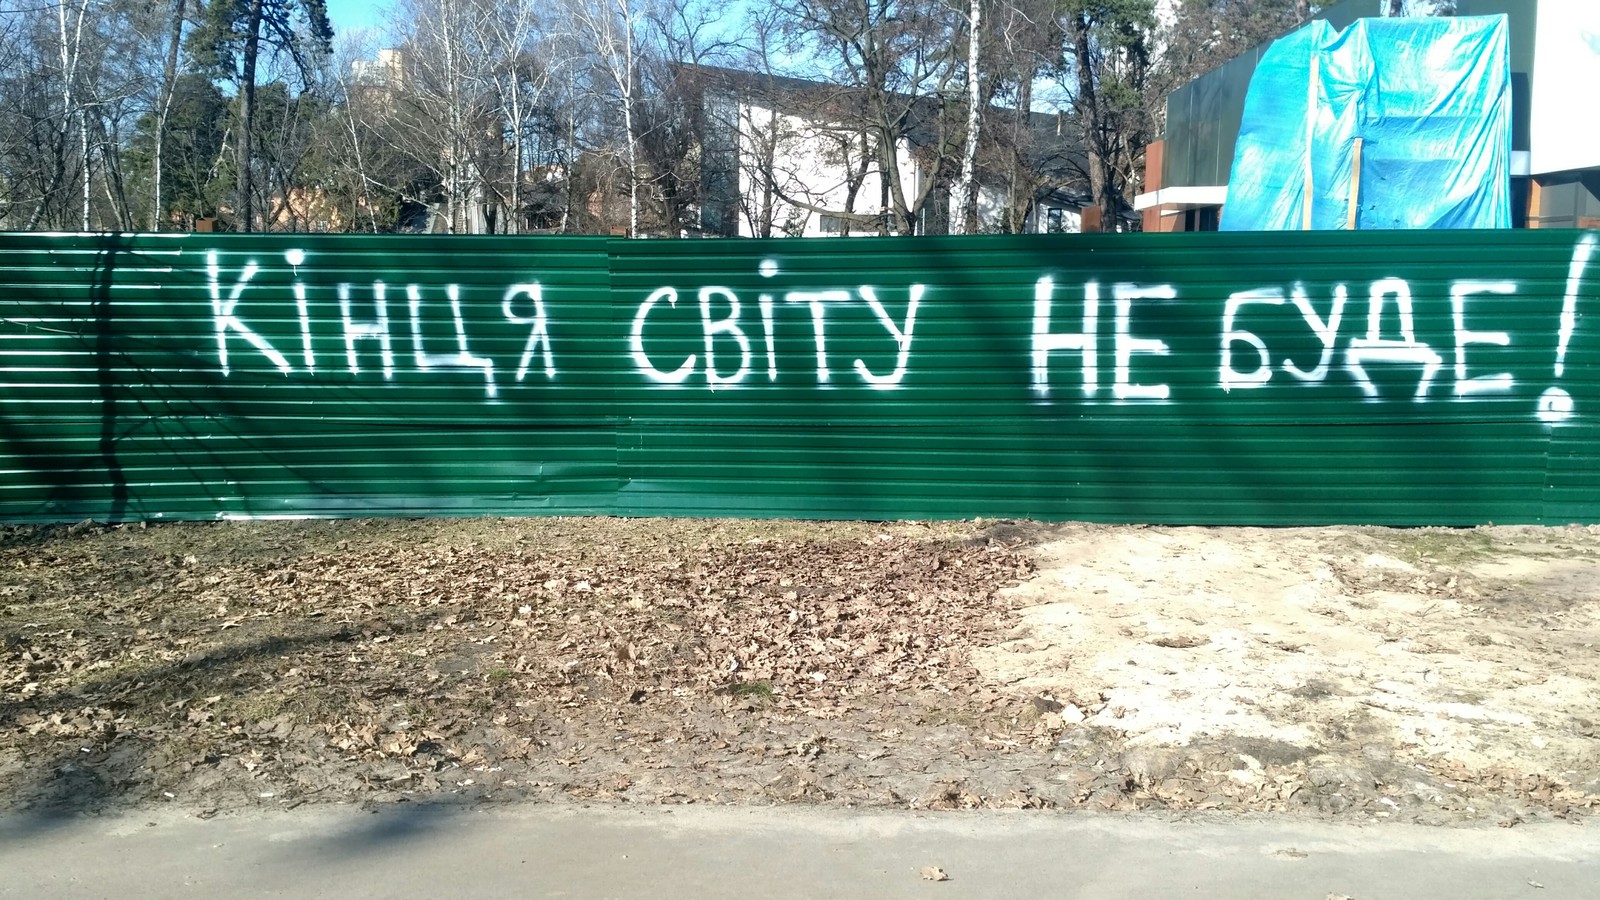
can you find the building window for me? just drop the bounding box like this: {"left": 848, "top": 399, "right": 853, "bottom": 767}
{"left": 1182, "top": 206, "right": 1221, "bottom": 232}
{"left": 1046, "top": 208, "right": 1065, "bottom": 233}
{"left": 818, "top": 214, "right": 844, "bottom": 235}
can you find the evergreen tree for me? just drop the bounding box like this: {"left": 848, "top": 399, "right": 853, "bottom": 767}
{"left": 1059, "top": 0, "right": 1158, "bottom": 229}
{"left": 126, "top": 73, "right": 230, "bottom": 227}
{"left": 189, "top": 0, "right": 333, "bottom": 231}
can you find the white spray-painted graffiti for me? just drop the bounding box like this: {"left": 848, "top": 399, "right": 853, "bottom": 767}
{"left": 1031, "top": 279, "right": 1178, "bottom": 401}
{"left": 208, "top": 237, "right": 1596, "bottom": 423}
{"left": 1032, "top": 235, "right": 1597, "bottom": 423}
{"left": 628, "top": 261, "right": 923, "bottom": 390}
{"left": 208, "top": 249, "right": 553, "bottom": 399}
{"left": 211, "top": 251, "right": 924, "bottom": 397}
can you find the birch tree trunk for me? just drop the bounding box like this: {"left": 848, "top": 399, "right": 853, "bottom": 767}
{"left": 508, "top": 72, "right": 521, "bottom": 235}
{"left": 619, "top": 0, "right": 640, "bottom": 237}
{"left": 58, "top": 0, "right": 93, "bottom": 230}
{"left": 152, "top": 0, "right": 187, "bottom": 231}
{"left": 558, "top": 0, "right": 644, "bottom": 236}
{"left": 951, "top": 0, "right": 981, "bottom": 235}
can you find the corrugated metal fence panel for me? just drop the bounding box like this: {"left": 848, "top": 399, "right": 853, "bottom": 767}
{"left": 614, "top": 231, "right": 1599, "bottom": 524}
{"left": 1, "top": 230, "right": 1596, "bottom": 525}
{"left": 0, "top": 234, "right": 619, "bottom": 521}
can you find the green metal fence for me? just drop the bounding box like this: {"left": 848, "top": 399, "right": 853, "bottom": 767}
{"left": 2, "top": 230, "right": 1596, "bottom": 525}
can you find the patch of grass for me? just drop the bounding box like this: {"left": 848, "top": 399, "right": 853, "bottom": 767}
{"left": 723, "top": 680, "right": 775, "bottom": 701}
{"left": 275, "top": 688, "right": 347, "bottom": 727}
{"left": 220, "top": 693, "right": 286, "bottom": 724}
{"left": 486, "top": 667, "right": 513, "bottom": 684}
{"left": 1385, "top": 529, "right": 1497, "bottom": 565}
{"left": 402, "top": 701, "right": 432, "bottom": 726}
{"left": 922, "top": 707, "right": 982, "bottom": 729}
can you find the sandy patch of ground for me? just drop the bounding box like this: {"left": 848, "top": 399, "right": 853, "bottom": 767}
{"left": 973, "top": 524, "right": 1600, "bottom": 819}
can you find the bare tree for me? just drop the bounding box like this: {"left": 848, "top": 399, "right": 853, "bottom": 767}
{"left": 486, "top": 0, "right": 550, "bottom": 234}
{"left": 772, "top": 0, "right": 962, "bottom": 235}
{"left": 55, "top": 0, "right": 93, "bottom": 230}
{"left": 629, "top": 1, "right": 739, "bottom": 235}
{"left": 949, "top": 0, "right": 981, "bottom": 234}
{"left": 318, "top": 34, "right": 386, "bottom": 231}
{"left": 554, "top": 0, "right": 651, "bottom": 236}
{"left": 0, "top": 0, "right": 167, "bottom": 231}
{"left": 742, "top": 93, "right": 881, "bottom": 235}
{"left": 953, "top": 0, "right": 1064, "bottom": 233}
{"left": 390, "top": 0, "right": 498, "bottom": 232}
{"left": 1059, "top": 0, "right": 1157, "bottom": 230}
{"left": 151, "top": 0, "right": 188, "bottom": 230}
{"left": 701, "top": 0, "right": 1074, "bottom": 237}
{"left": 1155, "top": 1, "right": 1312, "bottom": 95}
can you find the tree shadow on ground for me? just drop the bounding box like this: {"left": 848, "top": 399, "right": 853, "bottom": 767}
{"left": 0, "top": 614, "right": 442, "bottom": 836}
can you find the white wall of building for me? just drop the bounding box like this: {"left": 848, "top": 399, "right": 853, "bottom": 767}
{"left": 1529, "top": 0, "right": 1600, "bottom": 175}
{"left": 735, "top": 103, "right": 922, "bottom": 237}
{"left": 733, "top": 100, "right": 1082, "bottom": 237}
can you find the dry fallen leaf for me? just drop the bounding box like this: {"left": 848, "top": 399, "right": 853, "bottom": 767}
{"left": 920, "top": 866, "right": 949, "bottom": 882}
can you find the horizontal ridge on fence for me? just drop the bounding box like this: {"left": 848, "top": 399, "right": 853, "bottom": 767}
{"left": 0, "top": 230, "right": 1596, "bottom": 525}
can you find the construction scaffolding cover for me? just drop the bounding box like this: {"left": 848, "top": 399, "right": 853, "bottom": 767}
{"left": 1221, "top": 15, "right": 1512, "bottom": 232}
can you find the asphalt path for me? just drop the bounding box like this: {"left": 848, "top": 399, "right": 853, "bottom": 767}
{"left": 2, "top": 803, "right": 1595, "bottom": 898}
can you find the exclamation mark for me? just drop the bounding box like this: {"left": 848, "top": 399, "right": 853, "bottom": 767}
{"left": 1538, "top": 235, "right": 1597, "bottom": 424}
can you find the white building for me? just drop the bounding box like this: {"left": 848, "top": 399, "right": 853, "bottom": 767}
{"left": 693, "top": 67, "right": 1093, "bottom": 238}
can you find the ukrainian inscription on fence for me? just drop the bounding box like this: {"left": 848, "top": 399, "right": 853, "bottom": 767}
{"left": 2, "top": 231, "right": 1597, "bottom": 525}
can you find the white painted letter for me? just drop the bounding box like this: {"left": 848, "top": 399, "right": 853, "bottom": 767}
{"left": 759, "top": 261, "right": 779, "bottom": 380}
{"left": 502, "top": 283, "right": 556, "bottom": 382}
{"left": 630, "top": 287, "right": 696, "bottom": 384}
{"left": 1344, "top": 278, "right": 1442, "bottom": 400}
{"left": 759, "top": 294, "right": 777, "bottom": 381}
{"left": 409, "top": 285, "right": 497, "bottom": 398}
{"left": 1220, "top": 288, "right": 1283, "bottom": 392}
{"left": 206, "top": 251, "right": 289, "bottom": 376}
{"left": 700, "top": 286, "right": 751, "bottom": 389}
{"left": 852, "top": 284, "right": 923, "bottom": 388}
{"left": 1283, "top": 283, "right": 1348, "bottom": 382}
{"left": 786, "top": 290, "right": 851, "bottom": 384}
{"left": 1541, "top": 236, "right": 1598, "bottom": 424}
{"left": 1031, "top": 278, "right": 1099, "bottom": 397}
{"left": 1450, "top": 280, "right": 1515, "bottom": 398}
{"left": 339, "top": 282, "right": 395, "bottom": 379}
{"left": 292, "top": 282, "right": 314, "bottom": 372}
{"left": 287, "top": 248, "right": 313, "bottom": 371}
{"left": 1114, "top": 284, "right": 1176, "bottom": 401}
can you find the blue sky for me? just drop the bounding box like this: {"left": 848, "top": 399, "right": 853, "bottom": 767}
{"left": 325, "top": 0, "right": 387, "bottom": 39}
{"left": 317, "top": 0, "right": 1066, "bottom": 111}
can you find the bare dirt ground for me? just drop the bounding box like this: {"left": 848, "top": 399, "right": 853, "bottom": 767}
{"left": 2, "top": 518, "right": 1598, "bottom": 827}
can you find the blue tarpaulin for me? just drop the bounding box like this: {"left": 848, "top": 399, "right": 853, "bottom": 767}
{"left": 1221, "top": 15, "right": 1512, "bottom": 231}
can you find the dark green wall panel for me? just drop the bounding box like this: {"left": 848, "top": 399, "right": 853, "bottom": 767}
{"left": 1, "top": 230, "right": 1597, "bottom": 525}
